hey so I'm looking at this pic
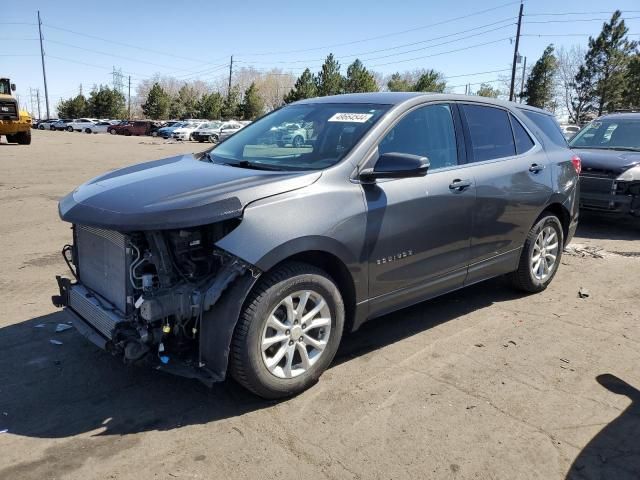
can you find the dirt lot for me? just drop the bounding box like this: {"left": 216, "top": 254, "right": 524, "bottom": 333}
{"left": 1, "top": 130, "right": 639, "bottom": 480}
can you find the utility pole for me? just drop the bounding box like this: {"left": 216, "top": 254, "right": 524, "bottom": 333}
{"left": 128, "top": 75, "right": 131, "bottom": 119}
{"left": 37, "top": 11, "right": 50, "bottom": 119}
{"left": 228, "top": 55, "right": 234, "bottom": 98}
{"left": 464, "top": 84, "right": 469, "bottom": 95}
{"left": 36, "top": 89, "right": 41, "bottom": 120}
{"left": 519, "top": 56, "right": 527, "bottom": 103}
{"left": 509, "top": 2, "right": 524, "bottom": 102}
{"left": 29, "top": 87, "right": 36, "bottom": 118}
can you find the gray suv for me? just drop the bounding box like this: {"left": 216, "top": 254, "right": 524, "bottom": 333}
{"left": 53, "top": 93, "right": 580, "bottom": 398}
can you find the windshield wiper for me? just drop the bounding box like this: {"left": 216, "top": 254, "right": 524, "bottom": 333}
{"left": 221, "top": 159, "right": 286, "bottom": 171}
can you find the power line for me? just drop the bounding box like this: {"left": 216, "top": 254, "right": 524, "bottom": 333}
{"left": 524, "top": 16, "right": 640, "bottom": 24}
{"left": 237, "top": 1, "right": 521, "bottom": 56}
{"left": 523, "top": 32, "right": 640, "bottom": 37}
{"left": 524, "top": 10, "right": 640, "bottom": 16}
{"left": 237, "top": 18, "right": 516, "bottom": 65}
{"left": 43, "top": 23, "right": 229, "bottom": 65}
{"left": 367, "top": 37, "right": 511, "bottom": 68}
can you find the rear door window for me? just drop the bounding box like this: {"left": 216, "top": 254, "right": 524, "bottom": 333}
{"left": 510, "top": 114, "right": 535, "bottom": 154}
{"left": 378, "top": 104, "right": 459, "bottom": 170}
{"left": 461, "top": 104, "right": 516, "bottom": 162}
{"left": 520, "top": 109, "right": 567, "bottom": 147}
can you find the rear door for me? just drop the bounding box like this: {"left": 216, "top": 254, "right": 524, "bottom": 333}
{"left": 457, "top": 103, "right": 552, "bottom": 284}
{"left": 365, "top": 103, "right": 475, "bottom": 317}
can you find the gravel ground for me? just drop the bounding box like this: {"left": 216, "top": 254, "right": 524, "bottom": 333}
{"left": 1, "top": 130, "right": 639, "bottom": 480}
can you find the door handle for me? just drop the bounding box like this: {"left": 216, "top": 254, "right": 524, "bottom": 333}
{"left": 529, "top": 163, "right": 545, "bottom": 173}
{"left": 449, "top": 179, "right": 472, "bottom": 191}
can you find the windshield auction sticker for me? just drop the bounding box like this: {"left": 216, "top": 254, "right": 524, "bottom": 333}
{"left": 327, "top": 113, "right": 374, "bottom": 123}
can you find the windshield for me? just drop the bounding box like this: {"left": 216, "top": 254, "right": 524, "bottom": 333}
{"left": 569, "top": 118, "right": 640, "bottom": 151}
{"left": 209, "top": 103, "right": 389, "bottom": 171}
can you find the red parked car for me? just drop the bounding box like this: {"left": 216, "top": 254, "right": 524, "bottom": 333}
{"left": 108, "top": 121, "right": 155, "bottom": 136}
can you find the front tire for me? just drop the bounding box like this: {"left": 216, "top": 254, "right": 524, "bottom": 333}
{"left": 230, "top": 262, "right": 344, "bottom": 399}
{"left": 510, "top": 213, "right": 563, "bottom": 293}
{"left": 85, "top": 128, "right": 92, "bottom": 134}
{"left": 66, "top": 126, "right": 73, "bottom": 132}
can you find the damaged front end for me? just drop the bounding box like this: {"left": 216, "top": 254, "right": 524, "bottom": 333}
{"left": 52, "top": 221, "right": 260, "bottom": 385}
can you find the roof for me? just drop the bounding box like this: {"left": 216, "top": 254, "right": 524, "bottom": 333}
{"left": 294, "top": 92, "right": 552, "bottom": 115}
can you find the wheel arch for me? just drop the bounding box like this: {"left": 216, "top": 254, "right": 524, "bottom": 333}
{"left": 540, "top": 200, "right": 571, "bottom": 246}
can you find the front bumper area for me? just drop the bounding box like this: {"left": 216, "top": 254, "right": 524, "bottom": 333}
{"left": 580, "top": 176, "right": 640, "bottom": 216}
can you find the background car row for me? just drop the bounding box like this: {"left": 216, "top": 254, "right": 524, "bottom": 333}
{"left": 33, "top": 118, "right": 251, "bottom": 142}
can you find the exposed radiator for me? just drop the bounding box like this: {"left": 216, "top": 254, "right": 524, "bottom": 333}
{"left": 75, "top": 225, "right": 131, "bottom": 313}
{"left": 68, "top": 284, "right": 125, "bottom": 339}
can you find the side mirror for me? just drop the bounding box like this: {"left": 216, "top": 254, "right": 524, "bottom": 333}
{"left": 10, "top": 83, "right": 16, "bottom": 91}
{"left": 360, "top": 152, "right": 429, "bottom": 181}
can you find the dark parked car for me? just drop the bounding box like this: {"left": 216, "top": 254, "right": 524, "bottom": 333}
{"left": 107, "top": 120, "right": 157, "bottom": 136}
{"left": 569, "top": 113, "right": 640, "bottom": 217}
{"left": 53, "top": 93, "right": 579, "bottom": 398}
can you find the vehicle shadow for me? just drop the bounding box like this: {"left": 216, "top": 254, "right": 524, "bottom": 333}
{"left": 576, "top": 211, "right": 640, "bottom": 242}
{"left": 0, "top": 277, "right": 518, "bottom": 439}
{"left": 566, "top": 374, "right": 640, "bottom": 479}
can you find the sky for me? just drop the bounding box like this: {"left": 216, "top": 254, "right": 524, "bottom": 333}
{"left": 3, "top": 0, "right": 640, "bottom": 118}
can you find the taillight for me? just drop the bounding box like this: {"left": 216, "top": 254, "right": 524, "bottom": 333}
{"left": 571, "top": 155, "right": 582, "bottom": 175}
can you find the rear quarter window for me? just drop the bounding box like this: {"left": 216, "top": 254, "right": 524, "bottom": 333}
{"left": 520, "top": 109, "right": 567, "bottom": 147}
{"left": 461, "top": 104, "right": 516, "bottom": 162}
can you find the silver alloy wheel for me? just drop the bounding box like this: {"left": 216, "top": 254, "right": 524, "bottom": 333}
{"left": 261, "top": 290, "right": 331, "bottom": 379}
{"left": 531, "top": 225, "right": 559, "bottom": 281}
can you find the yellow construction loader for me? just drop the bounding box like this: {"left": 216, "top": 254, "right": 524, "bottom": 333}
{"left": 0, "top": 77, "right": 31, "bottom": 145}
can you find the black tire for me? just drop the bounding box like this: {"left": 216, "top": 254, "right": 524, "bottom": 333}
{"left": 38, "top": 124, "right": 45, "bottom": 130}
{"left": 85, "top": 128, "right": 92, "bottom": 134}
{"left": 230, "top": 262, "right": 345, "bottom": 399}
{"left": 124, "top": 130, "right": 131, "bottom": 136}
{"left": 6, "top": 134, "right": 17, "bottom": 143}
{"left": 16, "top": 130, "right": 31, "bottom": 145}
{"left": 66, "top": 126, "right": 73, "bottom": 132}
{"left": 109, "top": 129, "right": 116, "bottom": 135}
{"left": 509, "top": 213, "right": 563, "bottom": 293}
{"left": 210, "top": 134, "right": 219, "bottom": 143}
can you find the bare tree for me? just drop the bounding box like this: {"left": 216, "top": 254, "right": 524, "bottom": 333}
{"left": 556, "top": 45, "right": 587, "bottom": 123}
{"left": 254, "top": 69, "right": 296, "bottom": 111}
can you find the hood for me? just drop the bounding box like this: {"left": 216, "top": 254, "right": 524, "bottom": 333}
{"left": 59, "top": 153, "right": 321, "bottom": 231}
{"left": 573, "top": 148, "right": 640, "bottom": 176}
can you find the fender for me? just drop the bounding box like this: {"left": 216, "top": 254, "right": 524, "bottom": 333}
{"left": 199, "top": 272, "right": 261, "bottom": 381}
{"left": 254, "top": 235, "right": 358, "bottom": 272}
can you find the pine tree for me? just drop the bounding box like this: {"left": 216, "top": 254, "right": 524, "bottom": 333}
{"left": 475, "top": 84, "right": 500, "bottom": 98}
{"left": 413, "top": 69, "right": 446, "bottom": 92}
{"left": 87, "top": 85, "right": 126, "bottom": 118}
{"left": 581, "top": 11, "right": 638, "bottom": 115}
{"left": 284, "top": 69, "right": 318, "bottom": 103}
{"left": 316, "top": 54, "right": 343, "bottom": 96}
{"left": 197, "top": 92, "right": 224, "bottom": 119}
{"left": 623, "top": 54, "right": 640, "bottom": 108}
{"left": 523, "top": 45, "right": 558, "bottom": 109}
{"left": 344, "top": 59, "right": 378, "bottom": 93}
{"left": 240, "top": 82, "right": 265, "bottom": 120}
{"left": 142, "top": 83, "right": 170, "bottom": 119}
{"left": 387, "top": 72, "right": 413, "bottom": 92}
{"left": 222, "top": 86, "right": 241, "bottom": 120}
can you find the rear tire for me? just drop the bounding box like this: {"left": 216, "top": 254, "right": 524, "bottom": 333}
{"left": 6, "top": 134, "right": 17, "bottom": 143}
{"left": 66, "top": 126, "right": 73, "bottom": 132}
{"left": 85, "top": 128, "right": 92, "bottom": 134}
{"left": 509, "top": 213, "right": 563, "bottom": 293}
{"left": 230, "top": 262, "right": 344, "bottom": 399}
{"left": 17, "top": 130, "right": 31, "bottom": 145}
{"left": 38, "top": 124, "right": 45, "bottom": 130}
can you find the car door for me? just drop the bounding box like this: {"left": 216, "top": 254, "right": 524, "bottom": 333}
{"left": 364, "top": 103, "right": 475, "bottom": 317}
{"left": 456, "top": 103, "right": 553, "bottom": 284}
